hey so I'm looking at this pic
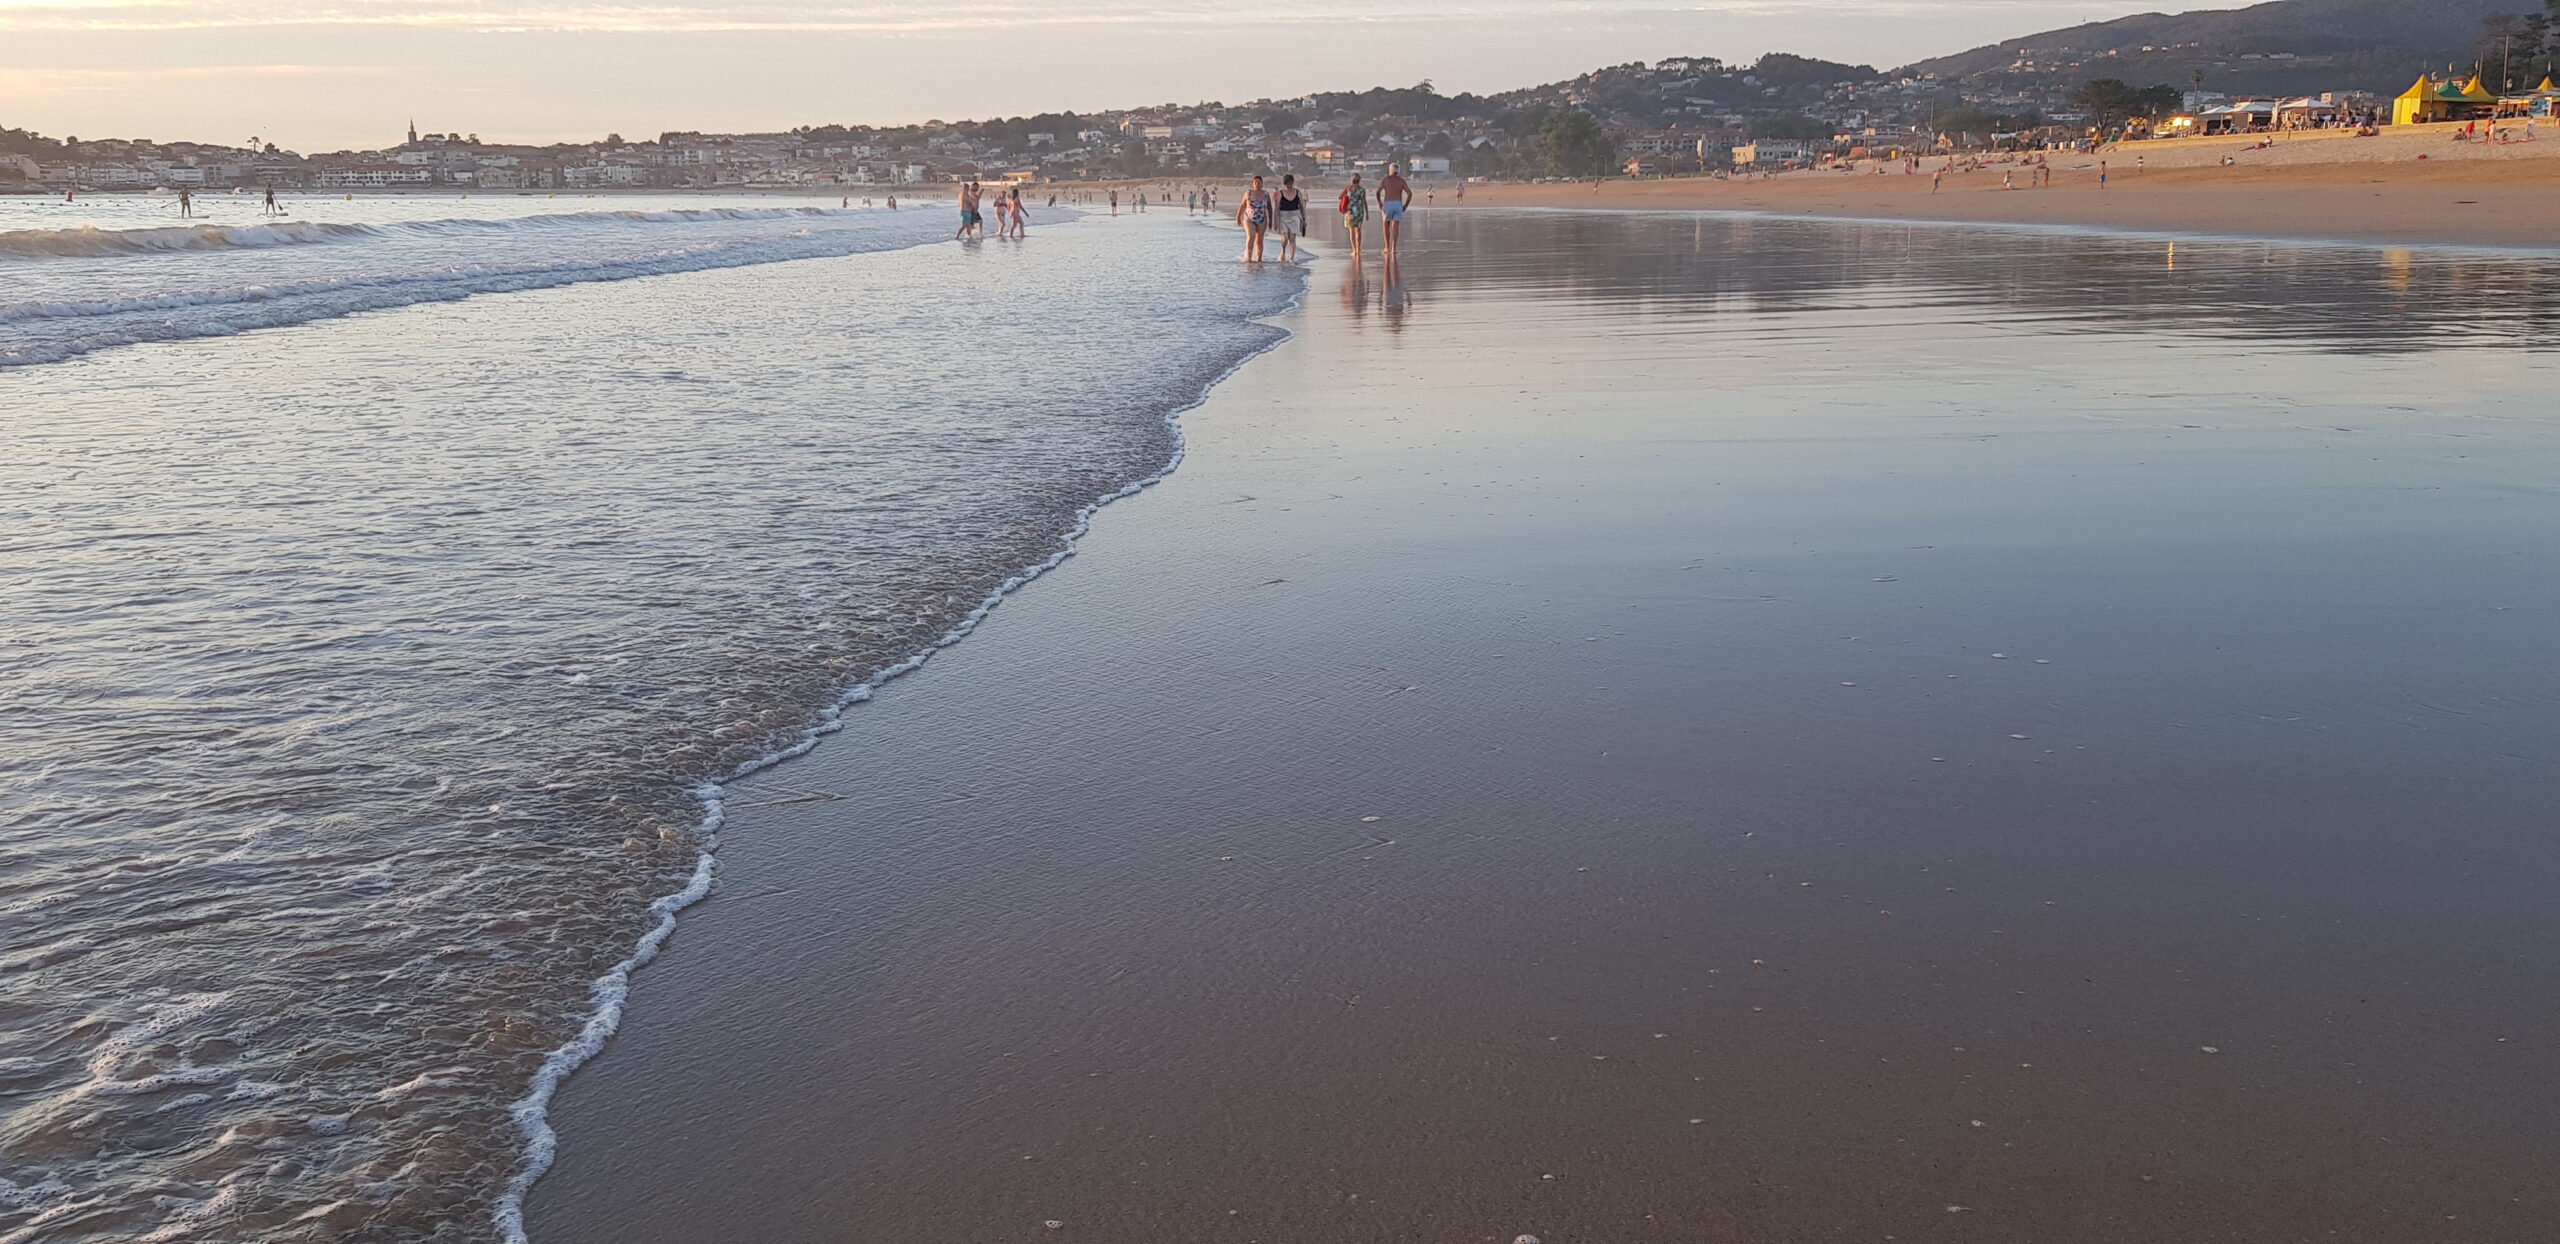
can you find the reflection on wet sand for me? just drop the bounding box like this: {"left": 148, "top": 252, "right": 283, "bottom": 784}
{"left": 533, "top": 207, "right": 2560, "bottom": 1244}
{"left": 1313, "top": 206, "right": 2560, "bottom": 354}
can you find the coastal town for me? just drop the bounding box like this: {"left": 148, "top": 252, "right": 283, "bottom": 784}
{"left": 7, "top": 35, "right": 2558, "bottom": 195}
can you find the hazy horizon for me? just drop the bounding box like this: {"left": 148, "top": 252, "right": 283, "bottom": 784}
{"left": 5, "top": 0, "right": 2169, "bottom": 149}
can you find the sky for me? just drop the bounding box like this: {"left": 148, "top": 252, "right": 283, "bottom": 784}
{"left": 1, "top": 0, "right": 2165, "bottom": 149}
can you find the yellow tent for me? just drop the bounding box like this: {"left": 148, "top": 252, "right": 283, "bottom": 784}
{"left": 2392, "top": 75, "right": 2506, "bottom": 125}
{"left": 2392, "top": 76, "right": 2448, "bottom": 125}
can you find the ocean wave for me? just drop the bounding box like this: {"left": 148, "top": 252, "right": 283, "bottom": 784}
{"left": 0, "top": 209, "right": 945, "bottom": 367}
{"left": 0, "top": 206, "right": 848, "bottom": 261}
{"left": 0, "top": 220, "right": 379, "bottom": 258}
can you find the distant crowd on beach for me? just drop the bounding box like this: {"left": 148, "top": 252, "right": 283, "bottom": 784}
{"left": 941, "top": 164, "right": 1443, "bottom": 266}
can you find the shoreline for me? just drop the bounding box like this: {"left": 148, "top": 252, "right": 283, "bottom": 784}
{"left": 22, "top": 146, "right": 2559, "bottom": 251}
{"left": 493, "top": 217, "right": 1309, "bottom": 1243}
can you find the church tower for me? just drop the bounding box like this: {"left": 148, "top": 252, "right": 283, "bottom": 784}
{"left": 407, "top": 118, "right": 418, "bottom": 146}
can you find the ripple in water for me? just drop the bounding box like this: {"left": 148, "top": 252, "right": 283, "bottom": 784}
{"left": 0, "top": 204, "right": 1300, "bottom": 1241}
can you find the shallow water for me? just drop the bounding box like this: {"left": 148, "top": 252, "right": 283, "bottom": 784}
{"left": 0, "top": 199, "right": 1299, "bottom": 1241}
{"left": 526, "top": 209, "right": 2560, "bottom": 1244}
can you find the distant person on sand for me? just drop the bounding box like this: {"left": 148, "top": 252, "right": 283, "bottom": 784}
{"left": 1273, "top": 173, "right": 1306, "bottom": 262}
{"left": 1110, "top": 189, "right": 1119, "bottom": 216}
{"left": 1377, "top": 164, "right": 1411, "bottom": 257}
{"left": 1237, "top": 173, "right": 1271, "bottom": 263}
{"left": 1338, "top": 172, "right": 1368, "bottom": 259}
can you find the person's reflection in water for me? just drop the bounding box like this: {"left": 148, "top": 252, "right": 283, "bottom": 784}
{"left": 1381, "top": 253, "right": 1409, "bottom": 330}
{"left": 1342, "top": 259, "right": 1369, "bottom": 320}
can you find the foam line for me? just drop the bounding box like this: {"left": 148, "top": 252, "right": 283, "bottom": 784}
{"left": 0, "top": 208, "right": 952, "bottom": 368}
{"left": 0, "top": 207, "right": 853, "bottom": 261}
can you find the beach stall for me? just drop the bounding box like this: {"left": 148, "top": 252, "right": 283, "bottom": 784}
{"left": 2507, "top": 77, "right": 2560, "bottom": 118}
{"left": 2392, "top": 75, "right": 2499, "bottom": 125}
{"left": 2198, "top": 101, "right": 2278, "bottom": 134}
{"left": 2275, "top": 97, "right": 2341, "bottom": 128}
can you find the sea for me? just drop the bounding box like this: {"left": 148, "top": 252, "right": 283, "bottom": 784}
{"left": 0, "top": 190, "right": 1299, "bottom": 1241}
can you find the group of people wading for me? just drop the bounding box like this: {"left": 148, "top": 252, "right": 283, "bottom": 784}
{"left": 954, "top": 181, "right": 1031, "bottom": 240}
{"left": 1233, "top": 163, "right": 1413, "bottom": 264}
{"left": 953, "top": 164, "right": 1425, "bottom": 263}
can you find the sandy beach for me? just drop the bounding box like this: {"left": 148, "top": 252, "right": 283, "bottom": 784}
{"left": 525, "top": 210, "right": 2560, "bottom": 1243}
{"left": 1459, "top": 128, "right": 2560, "bottom": 249}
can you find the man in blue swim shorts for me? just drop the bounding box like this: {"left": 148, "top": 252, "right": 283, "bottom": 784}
{"left": 1376, "top": 164, "right": 1411, "bottom": 257}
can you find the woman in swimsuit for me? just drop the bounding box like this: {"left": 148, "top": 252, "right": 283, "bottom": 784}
{"left": 1236, "top": 173, "right": 1271, "bottom": 263}
{"left": 1339, "top": 173, "right": 1368, "bottom": 260}
{"left": 1273, "top": 174, "right": 1306, "bottom": 263}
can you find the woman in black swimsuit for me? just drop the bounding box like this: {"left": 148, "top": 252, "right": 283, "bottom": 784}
{"left": 1272, "top": 174, "right": 1307, "bottom": 263}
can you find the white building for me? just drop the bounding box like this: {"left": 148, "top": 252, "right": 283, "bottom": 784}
{"left": 1731, "top": 141, "right": 1809, "bottom": 167}
{"left": 313, "top": 166, "right": 434, "bottom": 187}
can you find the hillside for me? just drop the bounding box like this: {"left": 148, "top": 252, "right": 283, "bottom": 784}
{"left": 1899, "top": 0, "right": 2521, "bottom": 93}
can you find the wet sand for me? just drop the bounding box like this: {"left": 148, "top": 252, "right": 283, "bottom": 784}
{"left": 528, "top": 211, "right": 2560, "bottom": 1243}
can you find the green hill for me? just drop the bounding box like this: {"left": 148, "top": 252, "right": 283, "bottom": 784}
{"left": 1898, "top": 0, "right": 2525, "bottom": 94}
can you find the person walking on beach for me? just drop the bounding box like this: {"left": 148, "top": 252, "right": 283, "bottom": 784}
{"left": 955, "top": 182, "right": 982, "bottom": 239}
{"left": 1931, "top": 167, "right": 1943, "bottom": 193}
{"left": 1110, "top": 189, "right": 1119, "bottom": 216}
{"left": 1273, "top": 173, "right": 1306, "bottom": 263}
{"left": 1377, "top": 164, "right": 1411, "bottom": 258}
{"left": 1236, "top": 173, "right": 1272, "bottom": 263}
{"left": 1010, "top": 187, "right": 1031, "bottom": 236}
{"left": 1338, "top": 172, "right": 1369, "bottom": 260}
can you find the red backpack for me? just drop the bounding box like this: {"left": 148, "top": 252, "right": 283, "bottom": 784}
{"left": 1337, "top": 188, "right": 1351, "bottom": 213}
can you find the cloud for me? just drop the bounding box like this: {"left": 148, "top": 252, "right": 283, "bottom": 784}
{"left": 0, "top": 0, "right": 2082, "bottom": 35}
{"left": 0, "top": 64, "right": 386, "bottom": 92}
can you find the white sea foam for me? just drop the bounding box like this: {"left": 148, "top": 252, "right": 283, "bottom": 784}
{"left": 0, "top": 204, "right": 949, "bottom": 367}
{"left": 2, "top": 207, "right": 1302, "bottom": 1242}
{"left": 0, "top": 206, "right": 847, "bottom": 261}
